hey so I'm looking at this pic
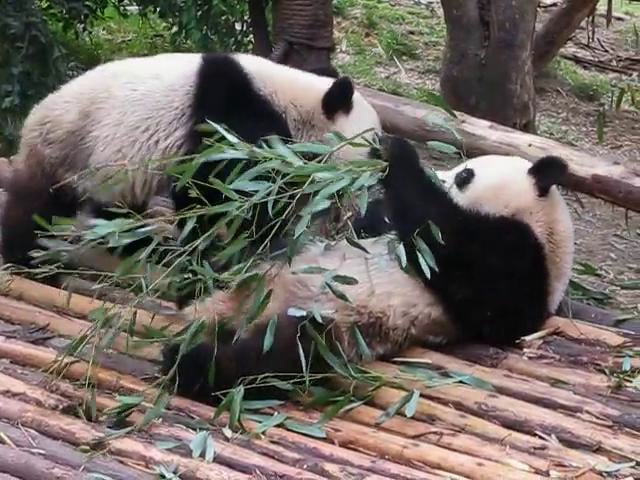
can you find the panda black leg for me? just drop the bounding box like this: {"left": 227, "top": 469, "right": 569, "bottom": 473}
{"left": 161, "top": 313, "right": 328, "bottom": 403}
{"left": 1, "top": 150, "right": 80, "bottom": 269}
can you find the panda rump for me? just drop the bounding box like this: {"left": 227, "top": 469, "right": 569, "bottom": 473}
{"left": 163, "top": 136, "right": 574, "bottom": 403}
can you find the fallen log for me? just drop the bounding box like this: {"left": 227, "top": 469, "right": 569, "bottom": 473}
{"left": 362, "top": 87, "right": 640, "bottom": 212}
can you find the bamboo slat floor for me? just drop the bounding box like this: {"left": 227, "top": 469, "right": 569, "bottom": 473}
{"left": 0, "top": 275, "right": 638, "bottom": 479}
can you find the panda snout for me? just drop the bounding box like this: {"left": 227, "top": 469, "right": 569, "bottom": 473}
{"left": 454, "top": 168, "right": 475, "bottom": 190}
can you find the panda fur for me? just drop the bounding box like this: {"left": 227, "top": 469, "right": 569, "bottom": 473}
{"left": 162, "top": 135, "right": 575, "bottom": 402}
{"left": 1, "top": 52, "right": 381, "bottom": 271}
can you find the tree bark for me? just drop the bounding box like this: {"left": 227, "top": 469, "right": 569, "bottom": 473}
{"left": 440, "top": 0, "right": 538, "bottom": 132}
{"left": 533, "top": 0, "right": 599, "bottom": 72}
{"left": 248, "top": 0, "right": 272, "bottom": 57}
{"left": 270, "top": 0, "right": 334, "bottom": 72}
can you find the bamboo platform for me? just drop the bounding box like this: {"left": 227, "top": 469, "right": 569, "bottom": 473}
{"left": 0, "top": 275, "right": 638, "bottom": 479}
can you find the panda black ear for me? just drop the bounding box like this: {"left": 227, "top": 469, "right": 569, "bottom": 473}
{"left": 528, "top": 155, "right": 569, "bottom": 196}
{"left": 322, "top": 76, "right": 354, "bottom": 119}
{"left": 308, "top": 65, "right": 340, "bottom": 79}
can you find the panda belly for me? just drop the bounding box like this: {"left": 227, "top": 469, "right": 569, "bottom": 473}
{"left": 184, "top": 236, "right": 457, "bottom": 361}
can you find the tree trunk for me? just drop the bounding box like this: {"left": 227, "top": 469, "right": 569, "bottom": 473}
{"left": 248, "top": 0, "right": 272, "bottom": 57}
{"left": 533, "top": 0, "right": 599, "bottom": 72}
{"left": 270, "top": 0, "right": 334, "bottom": 72}
{"left": 440, "top": 0, "right": 538, "bottom": 132}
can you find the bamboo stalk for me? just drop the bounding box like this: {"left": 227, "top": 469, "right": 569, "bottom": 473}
{"left": 450, "top": 345, "right": 613, "bottom": 390}
{"left": 0, "top": 295, "right": 161, "bottom": 360}
{"left": 544, "top": 316, "right": 633, "bottom": 347}
{"left": 299, "top": 402, "right": 557, "bottom": 475}
{"left": 0, "top": 372, "right": 73, "bottom": 412}
{"left": 0, "top": 337, "right": 439, "bottom": 480}
{"left": 335, "top": 403, "right": 559, "bottom": 474}
{"left": 278, "top": 405, "right": 545, "bottom": 480}
{"left": 370, "top": 361, "right": 640, "bottom": 459}
{"left": 0, "top": 395, "right": 247, "bottom": 480}
{"left": 0, "top": 443, "right": 86, "bottom": 480}
{"left": 402, "top": 348, "right": 640, "bottom": 431}
{"left": 1, "top": 421, "right": 156, "bottom": 480}
{"left": 0, "top": 371, "right": 326, "bottom": 480}
{"left": 0, "top": 275, "right": 187, "bottom": 335}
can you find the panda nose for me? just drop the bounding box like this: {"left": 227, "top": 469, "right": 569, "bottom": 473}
{"left": 454, "top": 168, "right": 474, "bottom": 190}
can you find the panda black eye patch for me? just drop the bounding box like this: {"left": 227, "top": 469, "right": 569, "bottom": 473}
{"left": 454, "top": 168, "right": 475, "bottom": 190}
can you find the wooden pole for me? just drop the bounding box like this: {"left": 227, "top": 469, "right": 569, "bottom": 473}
{"left": 0, "top": 337, "right": 438, "bottom": 480}
{"left": 0, "top": 395, "right": 248, "bottom": 480}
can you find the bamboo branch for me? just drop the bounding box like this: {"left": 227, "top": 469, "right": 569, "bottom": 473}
{"left": 361, "top": 87, "right": 640, "bottom": 212}
{"left": 0, "top": 444, "right": 86, "bottom": 480}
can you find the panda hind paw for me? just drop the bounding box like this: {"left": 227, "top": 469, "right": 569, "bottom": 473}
{"left": 160, "top": 341, "right": 217, "bottom": 401}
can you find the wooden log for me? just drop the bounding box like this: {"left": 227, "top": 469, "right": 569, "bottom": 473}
{"left": 0, "top": 371, "right": 73, "bottom": 412}
{"left": 301, "top": 403, "right": 554, "bottom": 475}
{"left": 544, "top": 316, "right": 633, "bottom": 347}
{"left": 401, "top": 348, "right": 640, "bottom": 431}
{"left": 0, "top": 275, "right": 185, "bottom": 336}
{"left": 0, "top": 443, "right": 87, "bottom": 480}
{"left": 0, "top": 370, "right": 325, "bottom": 480}
{"left": 1, "top": 421, "right": 156, "bottom": 480}
{"left": 0, "top": 294, "right": 161, "bottom": 360}
{"left": 450, "top": 344, "right": 613, "bottom": 390}
{"left": 277, "top": 406, "right": 543, "bottom": 480}
{"left": 332, "top": 380, "right": 608, "bottom": 469}
{"left": 361, "top": 87, "right": 640, "bottom": 211}
{"left": 370, "top": 361, "right": 640, "bottom": 458}
{"left": 0, "top": 395, "right": 247, "bottom": 480}
{"left": 0, "top": 337, "right": 439, "bottom": 480}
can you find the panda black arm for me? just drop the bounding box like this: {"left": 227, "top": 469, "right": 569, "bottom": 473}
{"left": 380, "top": 136, "right": 550, "bottom": 345}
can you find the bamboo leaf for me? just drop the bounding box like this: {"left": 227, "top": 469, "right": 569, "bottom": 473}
{"left": 230, "top": 386, "right": 245, "bottom": 430}
{"left": 330, "top": 274, "right": 359, "bottom": 286}
{"left": 428, "top": 221, "right": 444, "bottom": 245}
{"left": 325, "top": 280, "right": 352, "bottom": 304}
{"left": 189, "top": 430, "right": 208, "bottom": 459}
{"left": 352, "top": 325, "right": 373, "bottom": 362}
{"left": 376, "top": 390, "right": 414, "bottom": 425}
{"left": 294, "top": 266, "right": 330, "bottom": 275}
{"left": 426, "top": 141, "right": 460, "bottom": 156}
{"left": 139, "top": 392, "right": 170, "bottom": 428}
{"left": 254, "top": 412, "right": 288, "bottom": 434}
{"left": 283, "top": 420, "right": 327, "bottom": 438}
{"left": 262, "top": 316, "right": 278, "bottom": 354}
{"left": 414, "top": 235, "right": 438, "bottom": 272}
{"left": 204, "top": 434, "right": 216, "bottom": 462}
{"left": 404, "top": 389, "right": 420, "bottom": 418}
{"left": 346, "top": 236, "right": 370, "bottom": 254}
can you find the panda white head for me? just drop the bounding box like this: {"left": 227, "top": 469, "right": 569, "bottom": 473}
{"left": 233, "top": 54, "right": 382, "bottom": 161}
{"left": 437, "top": 154, "right": 575, "bottom": 312}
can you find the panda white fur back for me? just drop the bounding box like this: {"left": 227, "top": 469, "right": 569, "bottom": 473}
{"left": 163, "top": 136, "right": 574, "bottom": 402}
{"left": 2, "top": 52, "right": 381, "bottom": 272}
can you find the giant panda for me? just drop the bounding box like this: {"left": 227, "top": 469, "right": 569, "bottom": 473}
{"left": 1, "top": 52, "right": 381, "bottom": 275}
{"left": 161, "top": 135, "right": 575, "bottom": 402}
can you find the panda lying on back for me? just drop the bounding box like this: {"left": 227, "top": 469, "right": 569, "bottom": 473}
{"left": 163, "top": 136, "right": 575, "bottom": 402}
{"left": 1, "top": 53, "right": 381, "bottom": 271}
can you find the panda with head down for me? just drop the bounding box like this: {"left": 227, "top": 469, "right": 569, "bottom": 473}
{"left": 1, "top": 53, "right": 381, "bottom": 279}
{"left": 163, "top": 135, "right": 575, "bottom": 402}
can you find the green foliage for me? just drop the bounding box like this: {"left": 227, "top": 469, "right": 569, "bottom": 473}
{"left": 132, "top": 0, "right": 252, "bottom": 52}
{"left": 0, "top": 1, "right": 67, "bottom": 154}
